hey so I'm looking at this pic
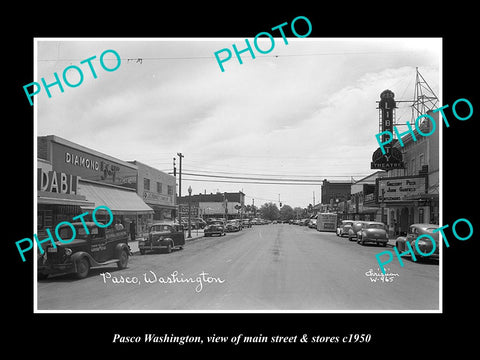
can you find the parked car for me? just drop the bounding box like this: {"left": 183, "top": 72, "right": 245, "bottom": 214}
{"left": 357, "top": 221, "right": 388, "bottom": 246}
{"left": 225, "top": 220, "right": 241, "bottom": 232}
{"left": 308, "top": 219, "right": 317, "bottom": 228}
{"left": 395, "top": 223, "right": 440, "bottom": 260}
{"left": 138, "top": 223, "right": 185, "bottom": 254}
{"left": 348, "top": 221, "right": 367, "bottom": 241}
{"left": 37, "top": 222, "right": 130, "bottom": 280}
{"left": 337, "top": 220, "right": 354, "bottom": 237}
{"left": 242, "top": 219, "right": 252, "bottom": 228}
{"left": 204, "top": 222, "right": 226, "bottom": 237}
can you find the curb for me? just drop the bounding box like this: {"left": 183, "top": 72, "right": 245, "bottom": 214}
{"left": 128, "top": 233, "right": 206, "bottom": 255}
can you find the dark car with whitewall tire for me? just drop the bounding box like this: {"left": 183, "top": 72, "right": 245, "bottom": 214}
{"left": 37, "top": 222, "right": 130, "bottom": 280}
{"left": 395, "top": 224, "right": 439, "bottom": 261}
{"left": 356, "top": 221, "right": 388, "bottom": 246}
{"left": 225, "top": 220, "right": 242, "bottom": 232}
{"left": 138, "top": 223, "right": 185, "bottom": 255}
{"left": 348, "top": 221, "right": 367, "bottom": 241}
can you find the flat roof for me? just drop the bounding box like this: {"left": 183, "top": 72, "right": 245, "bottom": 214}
{"left": 39, "top": 135, "right": 138, "bottom": 170}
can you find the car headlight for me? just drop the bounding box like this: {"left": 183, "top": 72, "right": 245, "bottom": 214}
{"left": 65, "top": 248, "right": 72, "bottom": 256}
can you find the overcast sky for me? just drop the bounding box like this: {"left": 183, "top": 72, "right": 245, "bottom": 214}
{"left": 35, "top": 38, "right": 441, "bottom": 208}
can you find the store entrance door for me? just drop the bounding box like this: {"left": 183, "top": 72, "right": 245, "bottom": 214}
{"left": 399, "top": 207, "right": 409, "bottom": 235}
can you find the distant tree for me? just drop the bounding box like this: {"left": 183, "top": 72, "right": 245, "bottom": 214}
{"left": 279, "top": 204, "right": 294, "bottom": 221}
{"left": 260, "top": 202, "right": 280, "bottom": 221}
{"left": 293, "top": 207, "right": 304, "bottom": 219}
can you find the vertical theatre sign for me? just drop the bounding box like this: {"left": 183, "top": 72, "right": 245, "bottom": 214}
{"left": 371, "top": 90, "right": 405, "bottom": 170}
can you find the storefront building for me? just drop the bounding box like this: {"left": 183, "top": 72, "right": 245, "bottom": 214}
{"left": 37, "top": 135, "right": 154, "bottom": 235}
{"left": 375, "top": 110, "right": 440, "bottom": 236}
{"left": 37, "top": 157, "right": 95, "bottom": 238}
{"left": 128, "top": 160, "right": 177, "bottom": 222}
{"left": 346, "top": 171, "right": 385, "bottom": 222}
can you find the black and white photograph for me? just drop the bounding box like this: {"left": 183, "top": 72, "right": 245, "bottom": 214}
{"left": 33, "top": 37, "right": 442, "bottom": 312}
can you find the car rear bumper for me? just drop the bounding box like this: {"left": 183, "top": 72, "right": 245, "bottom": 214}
{"left": 363, "top": 237, "right": 388, "bottom": 244}
{"left": 138, "top": 242, "right": 169, "bottom": 250}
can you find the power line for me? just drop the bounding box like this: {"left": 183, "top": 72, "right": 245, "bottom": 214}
{"left": 37, "top": 50, "right": 410, "bottom": 62}
{"left": 181, "top": 168, "right": 368, "bottom": 178}
{"left": 179, "top": 172, "right": 327, "bottom": 182}
{"left": 182, "top": 178, "right": 322, "bottom": 185}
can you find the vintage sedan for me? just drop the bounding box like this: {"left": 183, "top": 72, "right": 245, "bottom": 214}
{"left": 357, "top": 221, "right": 388, "bottom": 246}
{"left": 308, "top": 219, "right": 317, "bottom": 228}
{"left": 337, "top": 220, "right": 354, "bottom": 237}
{"left": 242, "top": 219, "right": 252, "bottom": 228}
{"left": 395, "top": 223, "right": 440, "bottom": 260}
{"left": 37, "top": 222, "right": 130, "bottom": 280}
{"left": 204, "top": 222, "right": 226, "bottom": 237}
{"left": 226, "top": 220, "right": 243, "bottom": 232}
{"left": 138, "top": 223, "right": 185, "bottom": 254}
{"left": 347, "top": 221, "right": 367, "bottom": 241}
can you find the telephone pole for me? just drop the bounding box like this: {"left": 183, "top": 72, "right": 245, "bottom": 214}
{"left": 177, "top": 152, "right": 184, "bottom": 224}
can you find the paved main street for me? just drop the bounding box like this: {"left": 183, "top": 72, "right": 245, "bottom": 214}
{"left": 37, "top": 224, "right": 439, "bottom": 311}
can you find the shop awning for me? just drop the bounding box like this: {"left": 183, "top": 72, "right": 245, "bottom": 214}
{"left": 37, "top": 190, "right": 95, "bottom": 207}
{"left": 38, "top": 196, "right": 95, "bottom": 207}
{"left": 149, "top": 204, "right": 178, "bottom": 211}
{"left": 78, "top": 180, "right": 154, "bottom": 215}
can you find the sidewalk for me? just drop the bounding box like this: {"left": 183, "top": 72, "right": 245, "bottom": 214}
{"left": 128, "top": 229, "right": 205, "bottom": 254}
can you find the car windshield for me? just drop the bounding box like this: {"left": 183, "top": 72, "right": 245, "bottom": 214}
{"left": 344, "top": 222, "right": 353, "bottom": 226}
{"left": 58, "top": 225, "right": 98, "bottom": 240}
{"left": 367, "top": 224, "right": 384, "bottom": 229}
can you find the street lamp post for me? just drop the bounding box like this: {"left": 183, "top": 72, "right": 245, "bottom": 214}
{"left": 188, "top": 185, "right": 192, "bottom": 239}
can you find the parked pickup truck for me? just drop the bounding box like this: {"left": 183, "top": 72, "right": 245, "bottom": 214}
{"left": 37, "top": 222, "right": 130, "bottom": 280}
{"left": 138, "top": 223, "right": 185, "bottom": 255}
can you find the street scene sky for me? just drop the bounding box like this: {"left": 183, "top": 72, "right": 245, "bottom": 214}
{"left": 35, "top": 38, "right": 441, "bottom": 208}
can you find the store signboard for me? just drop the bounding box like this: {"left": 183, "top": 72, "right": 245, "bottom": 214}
{"left": 376, "top": 176, "right": 427, "bottom": 202}
{"left": 371, "top": 89, "right": 405, "bottom": 170}
{"left": 50, "top": 141, "right": 137, "bottom": 188}
{"left": 179, "top": 204, "right": 199, "bottom": 217}
{"left": 37, "top": 168, "right": 78, "bottom": 195}
{"left": 143, "top": 190, "right": 173, "bottom": 204}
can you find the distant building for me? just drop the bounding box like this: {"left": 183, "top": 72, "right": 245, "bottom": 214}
{"left": 321, "top": 179, "right": 353, "bottom": 212}
{"left": 178, "top": 191, "right": 245, "bottom": 220}
{"left": 377, "top": 109, "right": 440, "bottom": 235}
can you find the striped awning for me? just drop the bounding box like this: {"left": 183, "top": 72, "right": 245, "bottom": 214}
{"left": 77, "top": 179, "right": 154, "bottom": 215}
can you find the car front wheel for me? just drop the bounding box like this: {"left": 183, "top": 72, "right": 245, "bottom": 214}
{"left": 117, "top": 249, "right": 129, "bottom": 269}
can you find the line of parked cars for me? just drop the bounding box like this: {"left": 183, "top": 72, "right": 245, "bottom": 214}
{"left": 288, "top": 218, "right": 317, "bottom": 228}
{"left": 204, "top": 218, "right": 255, "bottom": 237}
{"left": 336, "top": 219, "right": 440, "bottom": 261}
